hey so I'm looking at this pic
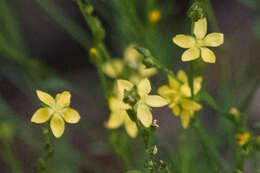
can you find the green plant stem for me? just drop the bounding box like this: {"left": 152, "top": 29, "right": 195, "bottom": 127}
{"left": 36, "top": 128, "right": 54, "bottom": 173}
{"left": 0, "top": 141, "right": 24, "bottom": 173}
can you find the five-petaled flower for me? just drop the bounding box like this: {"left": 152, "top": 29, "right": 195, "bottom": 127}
{"left": 158, "top": 70, "right": 202, "bottom": 128}
{"left": 117, "top": 78, "right": 168, "bottom": 128}
{"left": 173, "top": 18, "right": 224, "bottom": 63}
{"left": 31, "top": 90, "right": 80, "bottom": 138}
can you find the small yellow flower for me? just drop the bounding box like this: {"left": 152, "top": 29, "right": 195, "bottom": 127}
{"left": 158, "top": 70, "right": 202, "bottom": 128}
{"left": 149, "top": 10, "right": 161, "bottom": 23}
{"left": 172, "top": 18, "right": 224, "bottom": 63}
{"left": 117, "top": 78, "right": 168, "bottom": 128}
{"left": 229, "top": 107, "right": 239, "bottom": 118}
{"left": 31, "top": 90, "right": 80, "bottom": 138}
{"left": 106, "top": 97, "right": 138, "bottom": 138}
{"left": 102, "top": 59, "right": 124, "bottom": 78}
{"left": 235, "top": 132, "right": 250, "bottom": 146}
{"left": 89, "top": 48, "right": 98, "bottom": 55}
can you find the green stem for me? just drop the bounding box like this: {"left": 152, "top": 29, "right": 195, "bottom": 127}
{"left": 36, "top": 128, "right": 54, "bottom": 173}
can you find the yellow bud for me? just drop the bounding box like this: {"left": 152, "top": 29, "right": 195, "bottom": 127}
{"left": 235, "top": 132, "right": 250, "bottom": 146}
{"left": 229, "top": 107, "right": 239, "bottom": 117}
{"left": 153, "top": 145, "right": 158, "bottom": 155}
{"left": 89, "top": 48, "right": 98, "bottom": 55}
{"left": 149, "top": 10, "right": 161, "bottom": 23}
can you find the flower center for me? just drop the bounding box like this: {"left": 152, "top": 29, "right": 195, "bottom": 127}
{"left": 196, "top": 39, "right": 204, "bottom": 47}
{"left": 52, "top": 104, "right": 64, "bottom": 115}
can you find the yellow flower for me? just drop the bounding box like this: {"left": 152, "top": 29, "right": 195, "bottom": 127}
{"left": 89, "top": 48, "right": 98, "bottom": 55}
{"left": 172, "top": 18, "right": 224, "bottom": 63}
{"left": 235, "top": 133, "right": 250, "bottom": 146}
{"left": 158, "top": 70, "right": 202, "bottom": 128}
{"left": 31, "top": 90, "right": 80, "bottom": 138}
{"left": 106, "top": 97, "right": 138, "bottom": 138}
{"left": 116, "top": 78, "right": 168, "bottom": 128}
{"left": 102, "top": 59, "right": 124, "bottom": 78}
{"left": 148, "top": 10, "right": 161, "bottom": 23}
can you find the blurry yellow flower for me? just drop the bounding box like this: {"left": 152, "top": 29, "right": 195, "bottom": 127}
{"left": 229, "top": 107, "right": 239, "bottom": 118}
{"left": 158, "top": 70, "right": 202, "bottom": 128}
{"left": 102, "top": 59, "right": 124, "bottom": 78}
{"left": 89, "top": 48, "right": 98, "bottom": 55}
{"left": 149, "top": 10, "right": 161, "bottom": 23}
{"left": 135, "top": 78, "right": 168, "bottom": 127}
{"left": 106, "top": 97, "right": 138, "bottom": 138}
{"left": 172, "top": 18, "right": 224, "bottom": 63}
{"left": 235, "top": 133, "right": 250, "bottom": 146}
{"left": 31, "top": 90, "right": 80, "bottom": 138}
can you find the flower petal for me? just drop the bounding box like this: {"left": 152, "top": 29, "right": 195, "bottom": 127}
{"left": 180, "top": 110, "right": 191, "bottom": 129}
{"left": 109, "top": 97, "right": 131, "bottom": 111}
{"left": 145, "top": 95, "right": 168, "bottom": 107}
{"left": 137, "top": 78, "right": 151, "bottom": 96}
{"left": 172, "top": 105, "right": 180, "bottom": 116}
{"left": 50, "top": 114, "right": 65, "bottom": 138}
{"left": 180, "top": 84, "right": 191, "bottom": 97}
{"left": 204, "top": 33, "right": 224, "bottom": 47}
{"left": 193, "top": 76, "right": 203, "bottom": 95}
{"left": 36, "top": 90, "right": 55, "bottom": 107}
{"left": 172, "top": 34, "right": 196, "bottom": 48}
{"left": 181, "top": 47, "right": 200, "bottom": 62}
{"left": 201, "top": 47, "right": 216, "bottom": 63}
{"left": 56, "top": 91, "right": 71, "bottom": 107}
{"left": 181, "top": 99, "right": 202, "bottom": 111}
{"left": 117, "top": 80, "right": 134, "bottom": 100}
{"left": 194, "top": 18, "right": 207, "bottom": 39}
{"left": 125, "top": 116, "right": 138, "bottom": 138}
{"left": 168, "top": 75, "right": 180, "bottom": 90}
{"left": 177, "top": 70, "right": 188, "bottom": 83}
{"left": 63, "top": 108, "right": 80, "bottom": 124}
{"left": 140, "top": 66, "right": 157, "bottom": 77}
{"left": 102, "top": 59, "right": 123, "bottom": 78}
{"left": 31, "top": 107, "right": 52, "bottom": 123}
{"left": 137, "top": 104, "right": 153, "bottom": 127}
{"left": 106, "top": 111, "right": 126, "bottom": 129}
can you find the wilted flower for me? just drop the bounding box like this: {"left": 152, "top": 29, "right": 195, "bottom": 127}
{"left": 31, "top": 90, "right": 80, "bottom": 138}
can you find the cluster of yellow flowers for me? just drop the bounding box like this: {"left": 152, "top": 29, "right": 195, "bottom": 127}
{"left": 158, "top": 70, "right": 202, "bottom": 128}
{"left": 106, "top": 78, "right": 168, "bottom": 137}
{"left": 31, "top": 17, "right": 225, "bottom": 138}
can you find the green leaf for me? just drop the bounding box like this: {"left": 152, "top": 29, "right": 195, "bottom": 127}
{"left": 197, "top": 90, "right": 218, "bottom": 110}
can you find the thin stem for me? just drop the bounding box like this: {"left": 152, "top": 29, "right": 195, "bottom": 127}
{"left": 36, "top": 128, "right": 54, "bottom": 173}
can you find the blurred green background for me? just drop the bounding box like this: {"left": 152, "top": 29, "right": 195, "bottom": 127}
{"left": 0, "top": 0, "right": 260, "bottom": 172}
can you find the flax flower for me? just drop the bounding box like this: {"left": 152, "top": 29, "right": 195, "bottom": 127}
{"left": 31, "top": 90, "right": 80, "bottom": 138}
{"left": 172, "top": 18, "right": 224, "bottom": 63}
{"left": 158, "top": 70, "right": 202, "bottom": 128}
{"left": 117, "top": 78, "right": 168, "bottom": 128}
{"left": 102, "top": 45, "right": 156, "bottom": 83}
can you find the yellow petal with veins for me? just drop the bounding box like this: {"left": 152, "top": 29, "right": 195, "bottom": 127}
{"left": 172, "top": 34, "right": 196, "bottom": 48}
{"left": 63, "top": 108, "right": 80, "bottom": 124}
{"left": 125, "top": 116, "right": 138, "bottom": 138}
{"left": 201, "top": 47, "right": 216, "bottom": 63}
{"left": 50, "top": 114, "right": 65, "bottom": 138}
{"left": 31, "top": 107, "right": 52, "bottom": 123}
{"left": 194, "top": 18, "right": 207, "bottom": 39}
{"left": 137, "top": 78, "right": 151, "bottom": 96}
{"left": 181, "top": 47, "right": 200, "bottom": 62}
{"left": 145, "top": 95, "right": 168, "bottom": 107}
{"left": 204, "top": 33, "right": 224, "bottom": 47}
{"left": 56, "top": 91, "right": 71, "bottom": 107}
{"left": 36, "top": 90, "right": 55, "bottom": 107}
{"left": 137, "top": 103, "right": 152, "bottom": 127}
{"left": 106, "top": 111, "right": 126, "bottom": 129}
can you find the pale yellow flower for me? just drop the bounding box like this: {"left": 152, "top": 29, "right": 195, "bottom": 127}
{"left": 158, "top": 70, "right": 202, "bottom": 128}
{"left": 148, "top": 10, "right": 161, "bottom": 23}
{"left": 106, "top": 97, "right": 138, "bottom": 138}
{"left": 235, "top": 132, "right": 250, "bottom": 146}
{"left": 172, "top": 18, "right": 224, "bottom": 63}
{"left": 102, "top": 59, "right": 124, "bottom": 78}
{"left": 31, "top": 90, "right": 80, "bottom": 138}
